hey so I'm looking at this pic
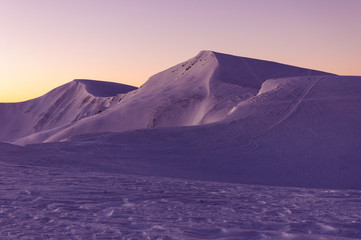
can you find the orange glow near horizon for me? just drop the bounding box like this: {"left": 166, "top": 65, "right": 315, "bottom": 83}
{"left": 1, "top": 0, "right": 360, "bottom": 102}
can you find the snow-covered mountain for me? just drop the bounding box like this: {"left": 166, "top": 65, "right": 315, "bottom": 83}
{"left": 1, "top": 51, "right": 331, "bottom": 144}
{"left": 0, "top": 80, "right": 136, "bottom": 142}
{"left": 1, "top": 51, "right": 361, "bottom": 190}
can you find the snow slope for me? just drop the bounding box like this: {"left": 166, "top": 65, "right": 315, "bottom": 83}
{"left": 4, "top": 74, "right": 361, "bottom": 189}
{"left": 10, "top": 51, "right": 331, "bottom": 144}
{"left": 1, "top": 51, "right": 360, "bottom": 189}
{"left": 0, "top": 80, "right": 137, "bottom": 142}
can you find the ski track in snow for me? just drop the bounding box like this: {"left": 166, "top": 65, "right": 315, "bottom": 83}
{"left": 0, "top": 161, "right": 360, "bottom": 240}
{"left": 253, "top": 76, "right": 322, "bottom": 138}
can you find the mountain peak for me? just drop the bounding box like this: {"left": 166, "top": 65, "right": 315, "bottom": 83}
{"left": 0, "top": 51, "right": 338, "bottom": 145}
{"left": 198, "top": 49, "right": 216, "bottom": 55}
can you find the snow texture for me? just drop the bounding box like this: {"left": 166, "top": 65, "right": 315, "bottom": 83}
{"left": 0, "top": 161, "right": 360, "bottom": 239}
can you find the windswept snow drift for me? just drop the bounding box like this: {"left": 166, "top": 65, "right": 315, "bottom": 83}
{"left": 1, "top": 51, "right": 361, "bottom": 190}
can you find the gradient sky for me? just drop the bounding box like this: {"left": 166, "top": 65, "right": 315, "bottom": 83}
{"left": 1, "top": 0, "right": 360, "bottom": 102}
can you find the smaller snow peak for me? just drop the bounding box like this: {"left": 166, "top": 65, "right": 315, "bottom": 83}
{"left": 73, "top": 79, "right": 137, "bottom": 97}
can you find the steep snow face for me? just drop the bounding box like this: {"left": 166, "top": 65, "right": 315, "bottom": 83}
{"left": 0, "top": 80, "right": 137, "bottom": 142}
{"left": 128, "top": 50, "right": 219, "bottom": 127}
{"left": 13, "top": 51, "right": 334, "bottom": 144}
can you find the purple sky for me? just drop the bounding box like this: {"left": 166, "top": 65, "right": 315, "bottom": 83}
{"left": 1, "top": 0, "right": 360, "bottom": 102}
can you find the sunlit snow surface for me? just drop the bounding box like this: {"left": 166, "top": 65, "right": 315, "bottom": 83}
{"left": 1, "top": 161, "right": 360, "bottom": 240}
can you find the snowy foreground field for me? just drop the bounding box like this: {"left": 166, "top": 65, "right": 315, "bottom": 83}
{"left": 1, "top": 161, "right": 361, "bottom": 240}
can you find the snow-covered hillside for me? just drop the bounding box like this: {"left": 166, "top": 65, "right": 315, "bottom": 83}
{"left": 2, "top": 51, "right": 331, "bottom": 144}
{"left": 0, "top": 80, "right": 137, "bottom": 142}
{"left": 1, "top": 51, "right": 361, "bottom": 190}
